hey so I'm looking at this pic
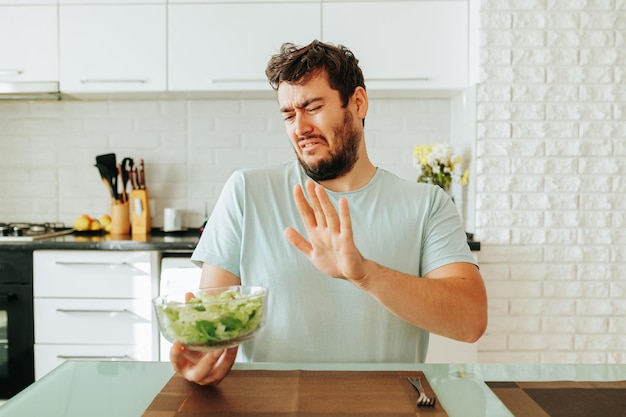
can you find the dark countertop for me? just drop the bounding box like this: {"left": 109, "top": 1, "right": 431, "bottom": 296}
{"left": 0, "top": 229, "right": 479, "bottom": 252}
{"left": 467, "top": 240, "right": 480, "bottom": 251}
{"left": 0, "top": 229, "right": 200, "bottom": 252}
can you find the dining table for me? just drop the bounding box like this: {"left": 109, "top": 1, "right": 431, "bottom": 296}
{"left": 1, "top": 360, "right": 624, "bottom": 417}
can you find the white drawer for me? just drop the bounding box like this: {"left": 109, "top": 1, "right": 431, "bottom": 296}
{"left": 34, "top": 250, "right": 152, "bottom": 298}
{"left": 34, "top": 298, "right": 153, "bottom": 344}
{"left": 34, "top": 343, "right": 153, "bottom": 380}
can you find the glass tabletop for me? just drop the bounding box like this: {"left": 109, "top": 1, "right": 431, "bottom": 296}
{"left": 1, "top": 361, "right": 624, "bottom": 417}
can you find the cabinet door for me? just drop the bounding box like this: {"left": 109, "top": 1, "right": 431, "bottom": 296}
{"left": 168, "top": 3, "right": 320, "bottom": 92}
{"left": 59, "top": 5, "right": 166, "bottom": 93}
{"left": 34, "top": 298, "right": 152, "bottom": 345}
{"left": 33, "top": 250, "right": 152, "bottom": 298}
{"left": 323, "top": 1, "right": 468, "bottom": 91}
{"left": 0, "top": 6, "right": 58, "bottom": 82}
{"left": 34, "top": 344, "right": 152, "bottom": 380}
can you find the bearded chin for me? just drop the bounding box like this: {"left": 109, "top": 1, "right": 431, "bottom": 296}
{"left": 297, "top": 134, "right": 360, "bottom": 182}
{"left": 298, "top": 152, "right": 353, "bottom": 181}
{"left": 296, "top": 110, "right": 361, "bottom": 181}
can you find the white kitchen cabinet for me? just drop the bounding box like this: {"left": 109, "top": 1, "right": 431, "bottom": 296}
{"left": 33, "top": 250, "right": 160, "bottom": 380}
{"left": 33, "top": 344, "right": 153, "bottom": 380}
{"left": 59, "top": 0, "right": 162, "bottom": 3}
{"left": 168, "top": 2, "right": 320, "bottom": 92}
{"left": 59, "top": 5, "right": 166, "bottom": 93}
{"left": 322, "top": 1, "right": 468, "bottom": 92}
{"left": 0, "top": 5, "right": 58, "bottom": 82}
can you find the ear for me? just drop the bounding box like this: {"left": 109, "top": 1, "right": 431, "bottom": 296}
{"left": 352, "top": 86, "right": 368, "bottom": 120}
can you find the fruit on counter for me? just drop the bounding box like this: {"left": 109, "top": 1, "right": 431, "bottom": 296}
{"left": 73, "top": 214, "right": 93, "bottom": 231}
{"left": 98, "top": 214, "right": 112, "bottom": 232}
{"left": 90, "top": 219, "right": 102, "bottom": 231}
{"left": 73, "top": 213, "right": 112, "bottom": 232}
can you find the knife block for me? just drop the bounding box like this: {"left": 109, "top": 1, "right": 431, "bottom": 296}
{"left": 131, "top": 189, "right": 151, "bottom": 235}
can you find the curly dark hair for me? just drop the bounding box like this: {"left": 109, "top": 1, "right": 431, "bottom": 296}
{"left": 265, "top": 40, "right": 366, "bottom": 108}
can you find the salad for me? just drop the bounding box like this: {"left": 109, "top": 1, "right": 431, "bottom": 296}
{"left": 155, "top": 288, "right": 266, "bottom": 349}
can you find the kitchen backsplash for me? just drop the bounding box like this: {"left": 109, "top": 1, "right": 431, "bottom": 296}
{"left": 0, "top": 97, "right": 466, "bottom": 229}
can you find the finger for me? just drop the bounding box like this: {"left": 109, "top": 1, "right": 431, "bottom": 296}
{"left": 284, "top": 226, "right": 313, "bottom": 255}
{"left": 170, "top": 340, "right": 185, "bottom": 371}
{"left": 171, "top": 341, "right": 202, "bottom": 373}
{"left": 338, "top": 197, "right": 353, "bottom": 239}
{"left": 292, "top": 184, "right": 316, "bottom": 227}
{"left": 314, "top": 184, "right": 340, "bottom": 233}
{"left": 184, "top": 348, "right": 225, "bottom": 385}
{"left": 197, "top": 346, "right": 238, "bottom": 386}
{"left": 305, "top": 179, "right": 327, "bottom": 228}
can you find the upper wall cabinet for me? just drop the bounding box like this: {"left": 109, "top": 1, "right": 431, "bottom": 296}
{"left": 168, "top": 3, "right": 321, "bottom": 92}
{"left": 59, "top": 5, "right": 166, "bottom": 93}
{"left": 0, "top": 5, "right": 58, "bottom": 82}
{"left": 322, "top": 1, "right": 468, "bottom": 92}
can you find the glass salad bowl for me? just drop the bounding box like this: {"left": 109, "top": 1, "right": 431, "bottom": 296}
{"left": 153, "top": 285, "right": 268, "bottom": 351}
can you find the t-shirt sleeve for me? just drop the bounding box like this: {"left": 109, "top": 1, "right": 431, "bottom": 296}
{"left": 419, "top": 187, "right": 476, "bottom": 276}
{"left": 191, "top": 171, "right": 245, "bottom": 277}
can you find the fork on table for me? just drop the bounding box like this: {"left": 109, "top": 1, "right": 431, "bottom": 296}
{"left": 407, "top": 376, "right": 436, "bottom": 407}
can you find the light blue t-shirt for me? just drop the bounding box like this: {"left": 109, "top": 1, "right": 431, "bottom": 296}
{"left": 191, "top": 161, "right": 476, "bottom": 363}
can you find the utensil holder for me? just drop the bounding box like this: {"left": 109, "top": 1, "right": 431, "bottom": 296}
{"left": 131, "top": 189, "right": 151, "bottom": 235}
{"left": 110, "top": 201, "right": 130, "bottom": 235}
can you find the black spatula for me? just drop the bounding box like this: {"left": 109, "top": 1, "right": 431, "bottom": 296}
{"left": 95, "top": 152, "right": 118, "bottom": 201}
{"left": 94, "top": 163, "right": 117, "bottom": 201}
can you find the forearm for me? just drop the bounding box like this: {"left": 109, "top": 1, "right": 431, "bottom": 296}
{"left": 199, "top": 263, "right": 241, "bottom": 288}
{"left": 356, "top": 260, "right": 487, "bottom": 343}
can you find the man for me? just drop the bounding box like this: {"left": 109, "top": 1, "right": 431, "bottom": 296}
{"left": 171, "top": 40, "right": 487, "bottom": 385}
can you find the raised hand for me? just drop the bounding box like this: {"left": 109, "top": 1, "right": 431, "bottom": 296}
{"left": 284, "top": 179, "right": 368, "bottom": 287}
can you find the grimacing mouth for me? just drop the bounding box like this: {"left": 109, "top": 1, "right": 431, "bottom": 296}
{"left": 298, "top": 136, "right": 327, "bottom": 150}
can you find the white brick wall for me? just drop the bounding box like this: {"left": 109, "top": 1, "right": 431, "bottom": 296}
{"left": 0, "top": 98, "right": 453, "bottom": 228}
{"left": 477, "top": 0, "right": 626, "bottom": 364}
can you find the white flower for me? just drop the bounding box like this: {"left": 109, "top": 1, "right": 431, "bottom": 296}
{"left": 412, "top": 142, "right": 469, "bottom": 190}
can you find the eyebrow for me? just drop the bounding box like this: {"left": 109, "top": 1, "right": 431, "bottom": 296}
{"left": 280, "top": 97, "right": 324, "bottom": 113}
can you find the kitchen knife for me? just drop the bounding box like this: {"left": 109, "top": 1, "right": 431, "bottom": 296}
{"left": 121, "top": 157, "right": 133, "bottom": 198}
{"left": 139, "top": 159, "right": 146, "bottom": 189}
{"left": 130, "top": 166, "right": 140, "bottom": 190}
{"left": 117, "top": 163, "right": 126, "bottom": 203}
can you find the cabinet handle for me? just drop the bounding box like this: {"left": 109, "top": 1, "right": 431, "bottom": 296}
{"left": 367, "top": 77, "right": 431, "bottom": 82}
{"left": 80, "top": 79, "right": 148, "bottom": 84}
{"left": 57, "top": 354, "right": 134, "bottom": 361}
{"left": 56, "top": 308, "right": 149, "bottom": 322}
{"left": 0, "top": 69, "right": 24, "bottom": 76}
{"left": 54, "top": 261, "right": 148, "bottom": 274}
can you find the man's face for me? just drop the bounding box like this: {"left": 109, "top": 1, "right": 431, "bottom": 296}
{"left": 277, "top": 73, "right": 362, "bottom": 181}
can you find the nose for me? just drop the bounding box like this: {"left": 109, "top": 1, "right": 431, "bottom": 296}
{"left": 293, "top": 112, "right": 313, "bottom": 137}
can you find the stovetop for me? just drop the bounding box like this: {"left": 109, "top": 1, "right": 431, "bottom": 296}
{"left": 0, "top": 222, "right": 73, "bottom": 242}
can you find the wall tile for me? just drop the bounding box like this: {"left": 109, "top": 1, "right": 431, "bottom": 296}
{"left": 478, "top": 2, "right": 626, "bottom": 364}
{"left": 0, "top": 97, "right": 453, "bottom": 227}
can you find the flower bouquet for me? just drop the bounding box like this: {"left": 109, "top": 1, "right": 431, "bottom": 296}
{"left": 413, "top": 143, "right": 469, "bottom": 191}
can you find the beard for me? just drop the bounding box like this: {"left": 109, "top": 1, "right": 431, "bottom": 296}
{"left": 296, "top": 110, "right": 361, "bottom": 182}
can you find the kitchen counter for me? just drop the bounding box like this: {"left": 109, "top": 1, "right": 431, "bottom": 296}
{"left": 1, "top": 361, "right": 623, "bottom": 417}
{"left": 0, "top": 229, "right": 200, "bottom": 252}
{"left": 0, "top": 229, "right": 479, "bottom": 252}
